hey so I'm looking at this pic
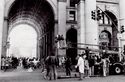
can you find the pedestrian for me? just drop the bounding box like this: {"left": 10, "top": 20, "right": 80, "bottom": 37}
{"left": 65, "top": 56, "right": 72, "bottom": 76}
{"left": 106, "top": 57, "right": 110, "bottom": 76}
{"left": 75, "top": 54, "right": 85, "bottom": 80}
{"left": 1, "top": 57, "right": 5, "bottom": 70}
{"left": 85, "top": 47, "right": 90, "bottom": 78}
{"left": 44, "top": 56, "right": 51, "bottom": 79}
{"left": 4, "top": 57, "right": 9, "bottom": 71}
{"left": 45, "top": 53, "right": 59, "bottom": 80}
{"left": 85, "top": 47, "right": 89, "bottom": 57}
{"left": 102, "top": 58, "right": 107, "bottom": 77}
{"left": 84, "top": 55, "right": 90, "bottom": 78}
{"left": 88, "top": 55, "right": 95, "bottom": 76}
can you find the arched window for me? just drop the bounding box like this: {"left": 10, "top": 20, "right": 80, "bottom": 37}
{"left": 99, "top": 12, "right": 112, "bottom": 25}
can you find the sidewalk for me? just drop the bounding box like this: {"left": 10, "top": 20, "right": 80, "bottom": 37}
{"left": 0, "top": 68, "right": 125, "bottom": 82}
{"left": 0, "top": 67, "right": 98, "bottom": 79}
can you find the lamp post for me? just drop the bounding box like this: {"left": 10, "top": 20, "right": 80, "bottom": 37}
{"left": 55, "top": 34, "right": 65, "bottom": 48}
{"left": 55, "top": 34, "right": 66, "bottom": 56}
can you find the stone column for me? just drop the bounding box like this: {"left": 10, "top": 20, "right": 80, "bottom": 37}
{"left": 77, "top": 0, "right": 85, "bottom": 54}
{"left": 1, "top": 17, "right": 9, "bottom": 57}
{"left": 119, "top": 0, "right": 125, "bottom": 47}
{"left": 57, "top": 0, "right": 66, "bottom": 56}
{"left": 119, "top": 0, "right": 125, "bottom": 61}
{"left": 0, "top": 0, "right": 5, "bottom": 68}
{"left": 85, "top": 0, "right": 98, "bottom": 49}
{"left": 58, "top": 0, "right": 66, "bottom": 36}
{"left": 37, "top": 37, "right": 40, "bottom": 59}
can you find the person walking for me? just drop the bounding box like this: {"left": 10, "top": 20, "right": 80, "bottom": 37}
{"left": 45, "top": 53, "right": 59, "bottom": 80}
{"left": 84, "top": 56, "right": 90, "bottom": 78}
{"left": 85, "top": 47, "right": 90, "bottom": 78}
{"left": 65, "top": 56, "right": 72, "bottom": 76}
{"left": 75, "top": 54, "right": 85, "bottom": 80}
{"left": 1, "top": 57, "right": 5, "bottom": 70}
{"left": 102, "top": 58, "right": 107, "bottom": 77}
{"left": 44, "top": 56, "right": 50, "bottom": 79}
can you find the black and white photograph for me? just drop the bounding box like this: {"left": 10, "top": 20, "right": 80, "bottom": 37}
{"left": 0, "top": 0, "right": 125, "bottom": 82}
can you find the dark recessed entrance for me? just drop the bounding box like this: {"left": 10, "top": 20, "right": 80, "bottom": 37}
{"left": 66, "top": 28, "right": 77, "bottom": 64}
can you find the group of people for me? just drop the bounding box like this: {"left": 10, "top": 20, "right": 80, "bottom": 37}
{"left": 21, "top": 57, "right": 40, "bottom": 70}
{"left": 1, "top": 56, "right": 18, "bottom": 71}
{"left": 1, "top": 56, "right": 40, "bottom": 71}
{"left": 0, "top": 47, "right": 114, "bottom": 80}
{"left": 75, "top": 48, "right": 110, "bottom": 80}
{"left": 43, "top": 47, "right": 111, "bottom": 80}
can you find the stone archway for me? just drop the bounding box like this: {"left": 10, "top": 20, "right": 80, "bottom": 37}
{"left": 5, "top": 0, "right": 57, "bottom": 18}
{"left": 104, "top": 10, "right": 118, "bottom": 48}
{"left": 2, "top": 0, "right": 55, "bottom": 60}
{"left": 99, "top": 10, "right": 119, "bottom": 50}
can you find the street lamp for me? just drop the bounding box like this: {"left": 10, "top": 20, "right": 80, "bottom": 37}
{"left": 55, "top": 34, "right": 65, "bottom": 48}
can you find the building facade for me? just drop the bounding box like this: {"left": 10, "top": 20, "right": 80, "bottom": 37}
{"left": 0, "top": 0, "right": 125, "bottom": 64}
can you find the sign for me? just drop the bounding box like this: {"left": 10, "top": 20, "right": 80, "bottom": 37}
{"left": 99, "top": 32, "right": 109, "bottom": 43}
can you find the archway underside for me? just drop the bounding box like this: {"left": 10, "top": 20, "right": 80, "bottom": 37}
{"left": 8, "top": 0, "right": 55, "bottom": 59}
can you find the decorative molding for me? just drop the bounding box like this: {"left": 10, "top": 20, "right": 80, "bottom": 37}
{"left": 66, "top": 20, "right": 77, "bottom": 24}
{"left": 55, "top": 20, "right": 77, "bottom": 24}
{"left": 58, "top": 0, "right": 67, "bottom": 2}
{"left": 96, "top": 0, "right": 118, "bottom": 4}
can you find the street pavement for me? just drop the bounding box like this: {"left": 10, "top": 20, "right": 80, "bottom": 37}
{"left": 0, "top": 67, "right": 125, "bottom": 82}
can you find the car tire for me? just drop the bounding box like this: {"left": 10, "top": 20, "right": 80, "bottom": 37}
{"left": 114, "top": 66, "right": 122, "bottom": 74}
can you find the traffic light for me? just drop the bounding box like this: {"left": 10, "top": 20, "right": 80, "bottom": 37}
{"left": 91, "top": 10, "right": 96, "bottom": 20}
{"left": 97, "top": 10, "right": 102, "bottom": 21}
{"left": 120, "top": 25, "right": 125, "bottom": 33}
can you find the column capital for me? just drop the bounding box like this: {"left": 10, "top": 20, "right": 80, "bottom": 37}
{"left": 58, "top": 0, "right": 67, "bottom": 2}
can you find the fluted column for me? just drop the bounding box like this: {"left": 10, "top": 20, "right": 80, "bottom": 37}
{"left": 119, "top": 0, "right": 125, "bottom": 47}
{"left": 85, "top": 0, "right": 98, "bottom": 49}
{"left": 119, "top": 0, "right": 125, "bottom": 61}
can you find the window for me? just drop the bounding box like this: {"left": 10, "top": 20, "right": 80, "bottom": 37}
{"left": 70, "top": 0, "right": 75, "bottom": 7}
{"left": 69, "top": 11, "right": 76, "bottom": 21}
{"left": 99, "top": 13, "right": 112, "bottom": 25}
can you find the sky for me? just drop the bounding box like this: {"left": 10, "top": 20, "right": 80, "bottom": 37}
{"left": 8, "top": 24, "right": 37, "bottom": 58}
